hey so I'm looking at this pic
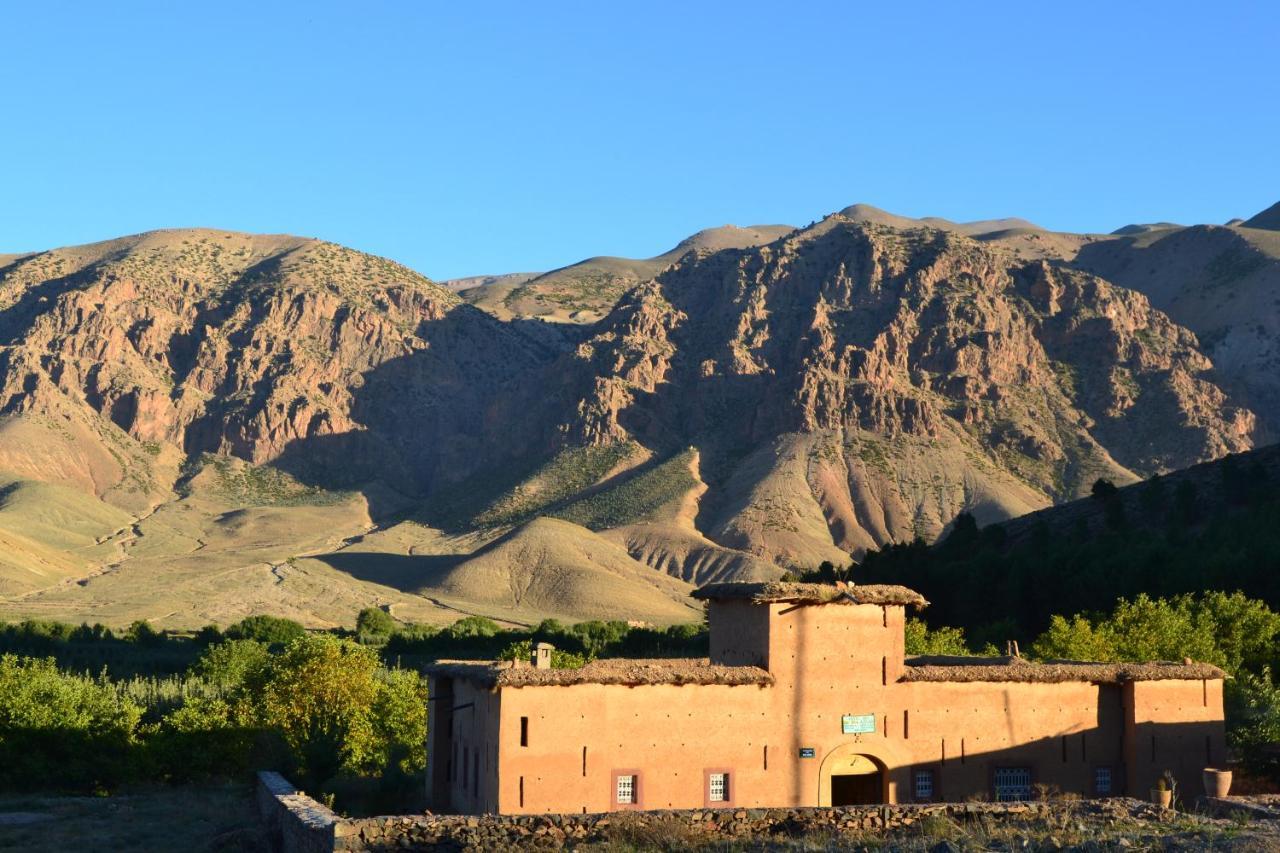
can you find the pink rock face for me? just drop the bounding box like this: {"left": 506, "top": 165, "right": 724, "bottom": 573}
{"left": 0, "top": 222, "right": 1258, "bottom": 560}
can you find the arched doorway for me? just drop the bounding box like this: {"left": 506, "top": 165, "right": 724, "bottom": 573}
{"left": 818, "top": 746, "right": 889, "bottom": 805}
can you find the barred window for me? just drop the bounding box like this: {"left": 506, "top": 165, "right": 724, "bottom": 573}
{"left": 709, "top": 772, "right": 729, "bottom": 802}
{"left": 616, "top": 774, "right": 636, "bottom": 805}
{"left": 993, "top": 767, "right": 1032, "bottom": 802}
{"left": 914, "top": 769, "right": 934, "bottom": 801}
{"left": 1095, "top": 766, "right": 1113, "bottom": 795}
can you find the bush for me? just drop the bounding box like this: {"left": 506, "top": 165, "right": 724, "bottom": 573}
{"left": 195, "top": 640, "right": 271, "bottom": 690}
{"left": 239, "top": 635, "right": 426, "bottom": 786}
{"left": 1029, "top": 591, "right": 1280, "bottom": 674}
{"left": 0, "top": 655, "right": 143, "bottom": 789}
{"left": 225, "top": 615, "right": 307, "bottom": 647}
{"left": 1226, "top": 667, "right": 1280, "bottom": 779}
{"left": 356, "top": 607, "right": 397, "bottom": 643}
{"left": 903, "top": 619, "right": 984, "bottom": 656}
{"left": 443, "top": 616, "right": 500, "bottom": 639}
{"left": 497, "top": 640, "right": 589, "bottom": 669}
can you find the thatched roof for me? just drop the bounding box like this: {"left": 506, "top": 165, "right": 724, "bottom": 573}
{"left": 693, "top": 581, "right": 928, "bottom": 608}
{"left": 903, "top": 655, "right": 1227, "bottom": 684}
{"left": 425, "top": 657, "right": 774, "bottom": 689}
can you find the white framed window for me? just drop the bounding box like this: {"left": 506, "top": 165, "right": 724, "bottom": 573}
{"left": 708, "top": 772, "right": 729, "bottom": 802}
{"left": 616, "top": 774, "right": 636, "bottom": 804}
{"left": 914, "top": 769, "right": 935, "bottom": 800}
{"left": 1094, "top": 766, "right": 1113, "bottom": 796}
{"left": 993, "top": 767, "right": 1032, "bottom": 802}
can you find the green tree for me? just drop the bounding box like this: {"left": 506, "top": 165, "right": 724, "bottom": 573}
{"left": 370, "top": 668, "right": 428, "bottom": 774}
{"left": 903, "top": 619, "right": 973, "bottom": 656}
{"left": 1031, "top": 614, "right": 1116, "bottom": 662}
{"left": 497, "top": 640, "right": 589, "bottom": 669}
{"left": 0, "top": 655, "right": 143, "bottom": 789}
{"left": 1226, "top": 667, "right": 1280, "bottom": 778}
{"left": 1029, "top": 592, "right": 1280, "bottom": 672}
{"left": 444, "top": 616, "right": 500, "bottom": 639}
{"left": 1194, "top": 591, "right": 1280, "bottom": 674}
{"left": 250, "top": 635, "right": 381, "bottom": 783}
{"left": 194, "top": 639, "right": 270, "bottom": 690}
{"left": 126, "top": 620, "right": 164, "bottom": 646}
{"left": 226, "top": 615, "right": 307, "bottom": 646}
{"left": 356, "top": 607, "right": 397, "bottom": 642}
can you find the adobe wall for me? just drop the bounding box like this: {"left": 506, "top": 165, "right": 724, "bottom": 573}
{"left": 429, "top": 677, "right": 503, "bottom": 814}
{"left": 435, "top": 600, "right": 1227, "bottom": 815}
{"left": 898, "top": 680, "right": 1126, "bottom": 800}
{"left": 496, "top": 681, "right": 774, "bottom": 813}
{"left": 489, "top": 665, "right": 1147, "bottom": 812}
{"left": 708, "top": 599, "right": 770, "bottom": 667}
{"left": 1124, "top": 679, "right": 1226, "bottom": 800}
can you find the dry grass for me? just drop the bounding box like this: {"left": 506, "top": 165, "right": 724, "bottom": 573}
{"left": 903, "top": 656, "right": 1227, "bottom": 684}
{"left": 427, "top": 656, "right": 773, "bottom": 689}
{"left": 693, "top": 581, "right": 927, "bottom": 608}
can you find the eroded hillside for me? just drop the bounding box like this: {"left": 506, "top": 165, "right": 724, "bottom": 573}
{"left": 0, "top": 217, "right": 1259, "bottom": 627}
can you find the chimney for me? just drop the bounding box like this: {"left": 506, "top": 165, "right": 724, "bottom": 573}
{"left": 532, "top": 642, "right": 554, "bottom": 670}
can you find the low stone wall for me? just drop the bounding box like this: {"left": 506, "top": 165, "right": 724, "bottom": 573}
{"left": 335, "top": 801, "right": 1121, "bottom": 851}
{"left": 257, "top": 776, "right": 1258, "bottom": 852}
{"left": 255, "top": 771, "right": 338, "bottom": 853}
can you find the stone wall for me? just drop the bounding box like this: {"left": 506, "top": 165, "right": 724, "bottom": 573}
{"left": 256, "top": 772, "right": 1190, "bottom": 852}
{"left": 255, "top": 771, "right": 338, "bottom": 853}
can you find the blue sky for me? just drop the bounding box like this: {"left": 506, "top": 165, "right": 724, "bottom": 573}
{"left": 1, "top": 1, "right": 1277, "bottom": 279}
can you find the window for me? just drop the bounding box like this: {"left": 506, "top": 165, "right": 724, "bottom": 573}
{"left": 616, "top": 774, "right": 636, "bottom": 804}
{"left": 1094, "top": 766, "right": 1113, "bottom": 796}
{"left": 708, "top": 772, "right": 729, "bottom": 803}
{"left": 913, "top": 769, "right": 935, "bottom": 801}
{"left": 520, "top": 716, "right": 529, "bottom": 747}
{"left": 993, "top": 767, "right": 1032, "bottom": 802}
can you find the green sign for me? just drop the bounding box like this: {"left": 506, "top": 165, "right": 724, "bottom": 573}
{"left": 842, "top": 714, "right": 876, "bottom": 734}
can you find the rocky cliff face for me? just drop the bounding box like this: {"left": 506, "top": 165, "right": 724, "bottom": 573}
{"left": 0, "top": 229, "right": 562, "bottom": 503}
{"left": 0, "top": 221, "right": 1257, "bottom": 580}
{"left": 529, "top": 217, "right": 1253, "bottom": 565}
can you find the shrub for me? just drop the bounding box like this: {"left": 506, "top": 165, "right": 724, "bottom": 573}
{"left": 497, "top": 640, "right": 589, "bottom": 669}
{"left": 903, "top": 619, "right": 979, "bottom": 656}
{"left": 444, "top": 616, "right": 500, "bottom": 639}
{"left": 0, "top": 655, "right": 143, "bottom": 789}
{"left": 195, "top": 640, "right": 271, "bottom": 690}
{"left": 1226, "top": 667, "right": 1280, "bottom": 779}
{"left": 126, "top": 620, "right": 166, "bottom": 646}
{"left": 356, "top": 607, "right": 397, "bottom": 643}
{"left": 225, "top": 615, "right": 306, "bottom": 646}
{"left": 1029, "top": 591, "right": 1280, "bottom": 674}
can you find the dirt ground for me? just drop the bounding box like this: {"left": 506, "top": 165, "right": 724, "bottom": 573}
{"left": 0, "top": 784, "right": 267, "bottom": 853}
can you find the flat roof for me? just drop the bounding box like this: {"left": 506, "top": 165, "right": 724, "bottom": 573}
{"left": 692, "top": 581, "right": 928, "bottom": 608}
{"left": 426, "top": 657, "right": 774, "bottom": 689}
{"left": 902, "top": 655, "right": 1227, "bottom": 684}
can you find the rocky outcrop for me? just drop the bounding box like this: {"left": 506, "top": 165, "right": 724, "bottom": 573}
{"left": 532, "top": 218, "right": 1253, "bottom": 565}
{"left": 0, "top": 221, "right": 1257, "bottom": 583}
{"left": 0, "top": 230, "right": 563, "bottom": 501}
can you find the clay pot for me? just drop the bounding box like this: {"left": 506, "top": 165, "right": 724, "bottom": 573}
{"left": 1150, "top": 787, "right": 1172, "bottom": 808}
{"left": 1203, "top": 768, "right": 1232, "bottom": 798}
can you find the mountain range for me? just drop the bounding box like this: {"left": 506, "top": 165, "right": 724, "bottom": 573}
{"left": 0, "top": 200, "right": 1274, "bottom": 628}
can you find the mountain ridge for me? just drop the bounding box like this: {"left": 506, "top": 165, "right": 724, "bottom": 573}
{"left": 0, "top": 208, "right": 1266, "bottom": 627}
